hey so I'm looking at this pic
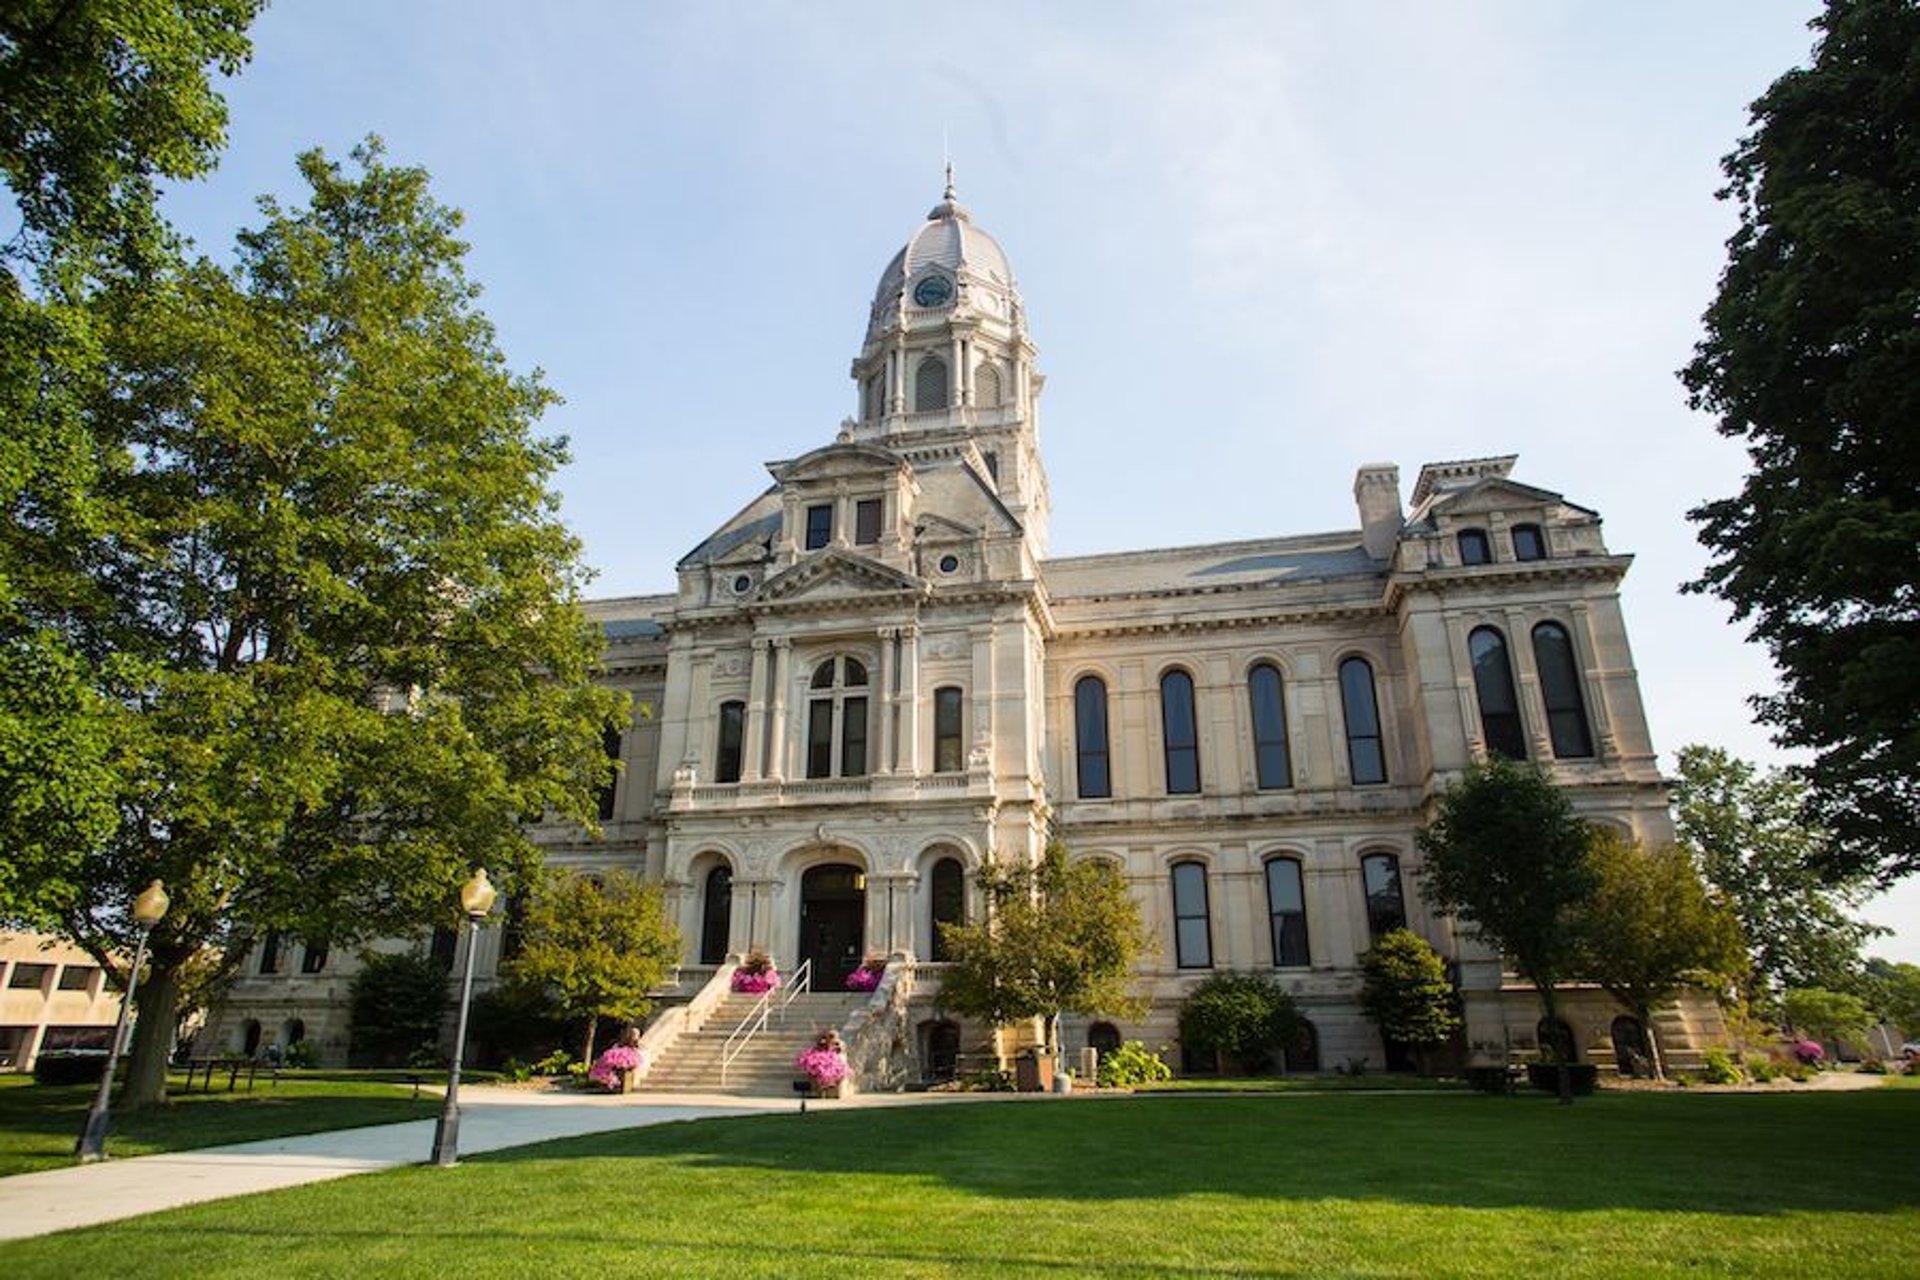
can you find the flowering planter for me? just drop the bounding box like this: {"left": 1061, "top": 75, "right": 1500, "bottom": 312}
{"left": 588, "top": 1044, "right": 646, "bottom": 1092}
{"left": 732, "top": 970, "right": 781, "bottom": 995}
{"left": 844, "top": 967, "right": 882, "bottom": 993}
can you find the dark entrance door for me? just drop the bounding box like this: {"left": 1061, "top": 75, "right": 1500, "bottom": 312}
{"left": 800, "top": 863, "right": 865, "bottom": 989}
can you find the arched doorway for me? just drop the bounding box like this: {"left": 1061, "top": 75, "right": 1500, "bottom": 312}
{"left": 241, "top": 1019, "right": 262, "bottom": 1057}
{"left": 699, "top": 864, "right": 732, "bottom": 965}
{"left": 800, "top": 863, "right": 865, "bottom": 988}
{"left": 921, "top": 1019, "right": 961, "bottom": 1082}
{"left": 1611, "top": 1015, "right": 1650, "bottom": 1078}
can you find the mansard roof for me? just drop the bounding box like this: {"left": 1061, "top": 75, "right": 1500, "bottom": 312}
{"left": 1043, "top": 533, "right": 1380, "bottom": 600}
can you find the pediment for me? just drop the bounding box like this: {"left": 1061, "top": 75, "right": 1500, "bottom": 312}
{"left": 768, "top": 442, "right": 911, "bottom": 486}
{"left": 1423, "top": 478, "right": 1590, "bottom": 520}
{"left": 759, "top": 549, "right": 928, "bottom": 605}
{"left": 914, "top": 512, "right": 980, "bottom": 541}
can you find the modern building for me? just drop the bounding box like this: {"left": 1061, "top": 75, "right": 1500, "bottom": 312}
{"left": 1, "top": 932, "right": 123, "bottom": 1072}
{"left": 207, "top": 182, "right": 1724, "bottom": 1081}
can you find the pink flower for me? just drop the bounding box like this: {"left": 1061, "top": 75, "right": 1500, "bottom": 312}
{"left": 732, "top": 969, "right": 781, "bottom": 994}
{"left": 587, "top": 1044, "right": 646, "bottom": 1090}
{"left": 795, "top": 1046, "right": 849, "bottom": 1087}
{"left": 845, "top": 967, "right": 881, "bottom": 992}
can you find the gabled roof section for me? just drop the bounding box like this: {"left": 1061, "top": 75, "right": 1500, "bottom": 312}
{"left": 677, "top": 492, "right": 781, "bottom": 569}
{"left": 1407, "top": 476, "right": 1597, "bottom": 529}
{"left": 768, "top": 441, "right": 910, "bottom": 485}
{"left": 1409, "top": 455, "right": 1517, "bottom": 507}
{"left": 758, "top": 548, "right": 928, "bottom": 605}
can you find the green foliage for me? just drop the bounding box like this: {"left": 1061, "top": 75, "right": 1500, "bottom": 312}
{"left": 470, "top": 977, "right": 573, "bottom": 1069}
{"left": 282, "top": 1040, "right": 319, "bottom": 1070}
{"left": 347, "top": 950, "right": 448, "bottom": 1069}
{"left": 1781, "top": 987, "right": 1874, "bottom": 1048}
{"left": 532, "top": 1049, "right": 574, "bottom": 1077}
{"left": 501, "top": 869, "right": 680, "bottom": 1064}
{"left": 1862, "top": 957, "right": 1920, "bottom": 1033}
{"left": 1416, "top": 758, "right": 1597, "bottom": 1042}
{"left": 1701, "top": 1047, "right": 1743, "bottom": 1085}
{"left": 1673, "top": 745, "right": 1882, "bottom": 1007}
{"left": 1358, "top": 928, "right": 1461, "bottom": 1065}
{"left": 1680, "top": 0, "right": 1920, "bottom": 883}
{"left": 1095, "top": 1040, "right": 1172, "bottom": 1088}
{"left": 1177, "top": 972, "right": 1300, "bottom": 1073}
{"left": 935, "top": 839, "right": 1148, "bottom": 1049}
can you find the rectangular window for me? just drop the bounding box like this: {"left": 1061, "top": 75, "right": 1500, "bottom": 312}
{"left": 806, "top": 700, "right": 834, "bottom": 778}
{"left": 841, "top": 696, "right": 868, "bottom": 776}
{"left": 934, "top": 686, "right": 964, "bottom": 773}
{"left": 854, "top": 498, "right": 883, "bottom": 545}
{"left": 804, "top": 504, "right": 833, "bottom": 550}
{"left": 1075, "top": 677, "right": 1112, "bottom": 799}
{"left": 1265, "top": 861, "right": 1310, "bottom": 967}
{"left": 1172, "top": 863, "right": 1212, "bottom": 968}
{"left": 258, "top": 931, "right": 284, "bottom": 975}
{"left": 1161, "top": 671, "right": 1201, "bottom": 795}
{"left": 8, "top": 964, "right": 50, "bottom": 990}
{"left": 300, "top": 943, "right": 328, "bottom": 974}
{"left": 715, "top": 701, "right": 745, "bottom": 784}
{"left": 57, "top": 965, "right": 96, "bottom": 991}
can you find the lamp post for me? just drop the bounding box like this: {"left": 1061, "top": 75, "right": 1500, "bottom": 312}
{"left": 76, "top": 879, "right": 169, "bottom": 1162}
{"left": 429, "top": 867, "right": 496, "bottom": 1166}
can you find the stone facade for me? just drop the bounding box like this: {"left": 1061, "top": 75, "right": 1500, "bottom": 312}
{"left": 207, "top": 182, "right": 1718, "bottom": 1078}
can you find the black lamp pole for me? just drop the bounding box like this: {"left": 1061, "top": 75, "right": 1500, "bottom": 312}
{"left": 76, "top": 880, "right": 169, "bottom": 1162}
{"left": 430, "top": 868, "right": 495, "bottom": 1167}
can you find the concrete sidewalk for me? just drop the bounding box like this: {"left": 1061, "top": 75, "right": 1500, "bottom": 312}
{"left": 0, "top": 1087, "right": 784, "bottom": 1242}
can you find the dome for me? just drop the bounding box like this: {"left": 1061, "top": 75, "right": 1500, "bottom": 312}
{"left": 865, "top": 173, "right": 1020, "bottom": 343}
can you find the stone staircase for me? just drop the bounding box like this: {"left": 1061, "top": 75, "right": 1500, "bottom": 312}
{"left": 642, "top": 991, "right": 868, "bottom": 1094}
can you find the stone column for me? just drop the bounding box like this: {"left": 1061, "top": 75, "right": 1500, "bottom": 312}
{"left": 741, "top": 638, "right": 769, "bottom": 783}
{"left": 765, "top": 638, "right": 790, "bottom": 783}
{"left": 898, "top": 624, "right": 922, "bottom": 775}
{"left": 876, "top": 626, "right": 898, "bottom": 775}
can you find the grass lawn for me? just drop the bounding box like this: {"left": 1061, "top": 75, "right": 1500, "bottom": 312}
{"left": 0, "top": 1074, "right": 441, "bottom": 1178}
{"left": 2, "top": 1088, "right": 1915, "bottom": 1277}
{"left": 1134, "top": 1073, "right": 1466, "bottom": 1093}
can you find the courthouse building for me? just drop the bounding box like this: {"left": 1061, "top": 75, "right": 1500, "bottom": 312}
{"left": 209, "top": 182, "right": 1722, "bottom": 1079}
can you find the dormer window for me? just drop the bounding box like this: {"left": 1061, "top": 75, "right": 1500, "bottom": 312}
{"left": 804, "top": 504, "right": 832, "bottom": 550}
{"left": 854, "top": 499, "right": 882, "bottom": 545}
{"left": 1512, "top": 524, "right": 1546, "bottom": 561}
{"left": 1458, "top": 529, "right": 1492, "bottom": 565}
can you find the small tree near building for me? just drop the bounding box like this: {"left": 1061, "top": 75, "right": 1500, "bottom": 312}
{"left": 936, "top": 839, "right": 1147, "bottom": 1058}
{"left": 501, "top": 869, "right": 680, "bottom": 1065}
{"left": 1359, "top": 929, "right": 1462, "bottom": 1076}
{"left": 1417, "top": 758, "right": 1599, "bottom": 1103}
{"left": 1781, "top": 987, "right": 1874, "bottom": 1058}
{"left": 1177, "top": 972, "right": 1301, "bottom": 1074}
{"left": 348, "top": 950, "right": 452, "bottom": 1068}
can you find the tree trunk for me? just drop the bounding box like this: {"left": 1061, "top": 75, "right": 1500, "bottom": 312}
{"left": 1641, "top": 1004, "right": 1667, "bottom": 1081}
{"left": 1539, "top": 985, "right": 1574, "bottom": 1106}
{"left": 581, "top": 1017, "right": 597, "bottom": 1068}
{"left": 123, "top": 959, "right": 183, "bottom": 1110}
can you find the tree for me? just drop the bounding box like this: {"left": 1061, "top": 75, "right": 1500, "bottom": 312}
{"left": 1570, "top": 835, "right": 1748, "bottom": 1078}
{"left": 1416, "top": 757, "right": 1598, "bottom": 1101}
{"left": 1672, "top": 745, "right": 1883, "bottom": 1010}
{"left": 935, "top": 839, "right": 1148, "bottom": 1056}
{"left": 1358, "top": 929, "right": 1462, "bottom": 1075}
{"left": 1178, "top": 972, "right": 1301, "bottom": 1074}
{"left": 1681, "top": 0, "right": 1920, "bottom": 884}
{"left": 348, "top": 949, "right": 453, "bottom": 1068}
{"left": 1861, "top": 958, "right": 1920, "bottom": 1042}
{"left": 501, "top": 869, "right": 680, "bottom": 1065}
{"left": 14, "top": 142, "right": 627, "bottom": 1107}
{"left": 1781, "top": 986, "right": 1874, "bottom": 1054}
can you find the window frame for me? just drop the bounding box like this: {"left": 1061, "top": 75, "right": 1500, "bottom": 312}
{"left": 1532, "top": 622, "right": 1595, "bottom": 759}
{"left": 1361, "top": 852, "right": 1408, "bottom": 941}
{"left": 929, "top": 857, "right": 965, "bottom": 961}
{"left": 1468, "top": 626, "right": 1527, "bottom": 760}
{"left": 715, "top": 700, "right": 746, "bottom": 784}
{"left": 1264, "top": 857, "right": 1311, "bottom": 968}
{"left": 1248, "top": 662, "right": 1293, "bottom": 790}
{"left": 805, "top": 657, "right": 871, "bottom": 778}
{"left": 1074, "top": 675, "right": 1113, "bottom": 799}
{"left": 1338, "top": 656, "right": 1388, "bottom": 785}
{"left": 1458, "top": 528, "right": 1492, "bottom": 565}
{"left": 933, "top": 685, "right": 964, "bottom": 774}
{"left": 803, "top": 503, "right": 833, "bottom": 551}
{"left": 1159, "top": 668, "right": 1202, "bottom": 795}
{"left": 1171, "top": 861, "right": 1213, "bottom": 969}
{"left": 1511, "top": 523, "right": 1546, "bottom": 561}
{"left": 854, "top": 497, "right": 883, "bottom": 546}
{"left": 699, "top": 864, "right": 733, "bottom": 966}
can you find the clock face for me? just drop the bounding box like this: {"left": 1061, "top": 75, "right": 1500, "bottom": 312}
{"left": 912, "top": 274, "right": 954, "bottom": 308}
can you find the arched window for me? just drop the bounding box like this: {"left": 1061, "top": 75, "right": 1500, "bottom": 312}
{"left": 1468, "top": 627, "right": 1526, "bottom": 760}
{"left": 1074, "top": 675, "right": 1112, "bottom": 799}
{"left": 1171, "top": 861, "right": 1212, "bottom": 969}
{"left": 1458, "top": 528, "right": 1492, "bottom": 565}
{"left": 1265, "top": 858, "right": 1310, "bottom": 967}
{"left": 933, "top": 686, "right": 964, "bottom": 774}
{"left": 1160, "top": 669, "right": 1201, "bottom": 794}
{"left": 699, "top": 864, "right": 732, "bottom": 965}
{"left": 921, "top": 1020, "right": 961, "bottom": 1081}
{"left": 241, "top": 1019, "right": 262, "bottom": 1057}
{"left": 806, "top": 657, "right": 869, "bottom": 778}
{"left": 915, "top": 354, "right": 949, "bottom": 411}
{"left": 1361, "top": 853, "right": 1407, "bottom": 941}
{"left": 1248, "top": 662, "right": 1292, "bottom": 789}
{"left": 1088, "top": 1021, "right": 1123, "bottom": 1057}
{"left": 1531, "top": 623, "right": 1594, "bottom": 758}
{"left": 1538, "top": 1017, "right": 1579, "bottom": 1063}
{"left": 1512, "top": 523, "right": 1546, "bottom": 561}
{"left": 929, "top": 857, "right": 965, "bottom": 961}
{"left": 1339, "top": 657, "right": 1388, "bottom": 785}
{"left": 715, "top": 700, "right": 746, "bottom": 784}
{"left": 975, "top": 362, "right": 1002, "bottom": 408}
{"left": 595, "top": 724, "right": 622, "bottom": 821}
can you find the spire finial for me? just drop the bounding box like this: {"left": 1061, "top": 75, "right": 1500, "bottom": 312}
{"left": 944, "top": 158, "right": 956, "bottom": 202}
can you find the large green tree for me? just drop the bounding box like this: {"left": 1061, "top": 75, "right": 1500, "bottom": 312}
{"left": 1416, "top": 757, "right": 1598, "bottom": 1101}
{"left": 500, "top": 869, "right": 681, "bottom": 1065}
{"left": 23, "top": 142, "right": 626, "bottom": 1106}
{"left": 936, "top": 840, "right": 1148, "bottom": 1057}
{"left": 1570, "top": 834, "right": 1748, "bottom": 1079}
{"left": 1672, "top": 745, "right": 1882, "bottom": 1009}
{"left": 1681, "top": 0, "right": 1920, "bottom": 884}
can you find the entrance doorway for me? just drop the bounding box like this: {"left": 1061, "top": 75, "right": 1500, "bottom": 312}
{"left": 800, "top": 863, "right": 865, "bottom": 989}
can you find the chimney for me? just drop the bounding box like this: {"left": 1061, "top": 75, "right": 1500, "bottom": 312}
{"left": 1354, "top": 464, "right": 1403, "bottom": 562}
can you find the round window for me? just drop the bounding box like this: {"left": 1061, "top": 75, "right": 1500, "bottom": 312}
{"left": 938, "top": 554, "right": 960, "bottom": 575}
{"left": 732, "top": 574, "right": 752, "bottom": 594}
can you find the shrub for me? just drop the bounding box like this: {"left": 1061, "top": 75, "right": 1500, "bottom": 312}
{"left": 1096, "top": 1041, "right": 1172, "bottom": 1088}
{"left": 348, "top": 950, "right": 450, "bottom": 1068}
{"left": 33, "top": 1051, "right": 109, "bottom": 1086}
{"left": 1747, "top": 1057, "right": 1782, "bottom": 1083}
{"left": 1177, "top": 972, "right": 1300, "bottom": 1073}
{"left": 1524, "top": 1062, "right": 1598, "bottom": 1095}
{"left": 1701, "top": 1047, "right": 1742, "bottom": 1085}
{"left": 283, "top": 1039, "right": 320, "bottom": 1069}
{"left": 470, "top": 978, "right": 573, "bottom": 1069}
{"left": 533, "top": 1049, "right": 574, "bottom": 1076}
{"left": 1860, "top": 1058, "right": 1888, "bottom": 1075}
{"left": 957, "top": 1069, "right": 1014, "bottom": 1092}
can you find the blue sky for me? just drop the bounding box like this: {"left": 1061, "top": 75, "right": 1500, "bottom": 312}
{"left": 155, "top": 0, "right": 1918, "bottom": 961}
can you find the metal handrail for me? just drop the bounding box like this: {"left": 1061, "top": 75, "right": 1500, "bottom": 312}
{"left": 720, "top": 958, "right": 812, "bottom": 1086}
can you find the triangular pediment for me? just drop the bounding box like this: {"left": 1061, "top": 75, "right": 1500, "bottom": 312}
{"left": 1423, "top": 477, "right": 1596, "bottom": 521}
{"left": 758, "top": 549, "right": 928, "bottom": 605}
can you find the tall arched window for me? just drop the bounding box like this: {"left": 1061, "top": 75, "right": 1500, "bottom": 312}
{"left": 975, "top": 362, "right": 1002, "bottom": 407}
{"left": 1074, "top": 675, "right": 1112, "bottom": 799}
{"left": 699, "top": 864, "right": 732, "bottom": 965}
{"left": 1265, "top": 858, "right": 1309, "bottom": 967}
{"left": 1468, "top": 627, "right": 1526, "bottom": 760}
{"left": 1160, "top": 669, "right": 1201, "bottom": 794}
{"left": 929, "top": 857, "right": 964, "bottom": 961}
{"left": 1171, "top": 861, "right": 1212, "bottom": 969}
{"left": 595, "top": 724, "right": 622, "bottom": 820}
{"left": 1248, "top": 663, "right": 1292, "bottom": 789}
{"left": 933, "top": 686, "right": 964, "bottom": 773}
{"left": 806, "top": 657, "right": 869, "bottom": 778}
{"left": 715, "top": 700, "right": 746, "bottom": 783}
{"left": 1458, "top": 528, "right": 1492, "bottom": 565}
{"left": 915, "top": 354, "right": 949, "bottom": 411}
{"left": 1339, "top": 657, "right": 1388, "bottom": 785}
{"left": 1532, "top": 622, "right": 1594, "bottom": 759}
{"left": 1361, "top": 853, "right": 1407, "bottom": 941}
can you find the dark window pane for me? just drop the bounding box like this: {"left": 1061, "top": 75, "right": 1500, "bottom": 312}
{"left": 56, "top": 965, "right": 95, "bottom": 991}
{"left": 915, "top": 356, "right": 949, "bottom": 411}
{"left": 1074, "top": 676, "right": 1111, "bottom": 799}
{"left": 300, "top": 942, "right": 328, "bottom": 974}
{"left": 1362, "top": 854, "right": 1407, "bottom": 940}
{"left": 700, "top": 866, "right": 732, "bottom": 965}
{"left": 811, "top": 659, "right": 836, "bottom": 690}
{"left": 1161, "top": 670, "right": 1200, "bottom": 794}
{"left": 855, "top": 498, "right": 882, "bottom": 545}
{"left": 1512, "top": 524, "right": 1546, "bottom": 561}
{"left": 716, "top": 701, "right": 745, "bottom": 783}
{"left": 934, "top": 686, "right": 963, "bottom": 773}
{"left": 1266, "top": 859, "right": 1310, "bottom": 967}
{"left": 841, "top": 696, "right": 868, "bottom": 776}
{"left": 1458, "top": 529, "right": 1491, "bottom": 565}
{"left": 844, "top": 658, "right": 867, "bottom": 687}
{"left": 596, "top": 724, "right": 622, "bottom": 821}
{"left": 930, "top": 858, "right": 965, "bottom": 961}
{"left": 804, "top": 504, "right": 833, "bottom": 550}
{"left": 1532, "top": 623, "right": 1594, "bottom": 758}
{"left": 258, "top": 931, "right": 284, "bottom": 975}
{"left": 8, "top": 964, "right": 49, "bottom": 989}
{"left": 1249, "top": 663, "right": 1292, "bottom": 789}
{"left": 1172, "top": 863, "right": 1211, "bottom": 968}
{"left": 1339, "top": 658, "right": 1387, "bottom": 785}
{"left": 807, "top": 701, "right": 833, "bottom": 778}
{"left": 1469, "top": 628, "right": 1527, "bottom": 760}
